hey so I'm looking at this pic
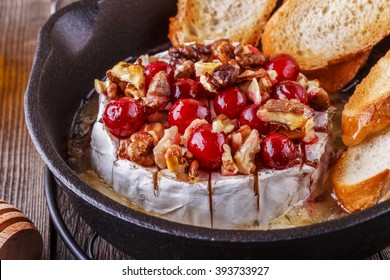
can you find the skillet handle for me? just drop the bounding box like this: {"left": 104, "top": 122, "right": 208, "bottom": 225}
{"left": 45, "top": 167, "right": 92, "bottom": 260}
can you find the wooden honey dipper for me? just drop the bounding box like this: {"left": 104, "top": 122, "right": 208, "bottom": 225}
{"left": 0, "top": 200, "right": 43, "bottom": 259}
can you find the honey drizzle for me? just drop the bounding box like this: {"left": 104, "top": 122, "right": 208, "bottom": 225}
{"left": 153, "top": 170, "right": 159, "bottom": 195}
{"left": 254, "top": 158, "right": 263, "bottom": 211}
{"left": 254, "top": 168, "right": 260, "bottom": 211}
{"left": 207, "top": 172, "right": 214, "bottom": 228}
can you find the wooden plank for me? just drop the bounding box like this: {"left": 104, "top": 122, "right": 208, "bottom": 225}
{"left": 0, "top": 0, "right": 52, "bottom": 259}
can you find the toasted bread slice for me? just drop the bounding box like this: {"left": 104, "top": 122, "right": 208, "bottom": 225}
{"left": 342, "top": 50, "right": 390, "bottom": 146}
{"left": 261, "top": 0, "right": 390, "bottom": 70}
{"left": 304, "top": 50, "right": 371, "bottom": 94}
{"left": 168, "top": 0, "right": 277, "bottom": 46}
{"left": 332, "top": 130, "right": 390, "bottom": 213}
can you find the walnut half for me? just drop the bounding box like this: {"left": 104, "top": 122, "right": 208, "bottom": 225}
{"left": 165, "top": 144, "right": 189, "bottom": 181}
{"left": 221, "top": 144, "right": 238, "bottom": 176}
{"left": 233, "top": 129, "right": 261, "bottom": 175}
{"left": 257, "top": 99, "right": 314, "bottom": 131}
{"left": 118, "top": 131, "right": 155, "bottom": 167}
{"left": 153, "top": 126, "right": 181, "bottom": 169}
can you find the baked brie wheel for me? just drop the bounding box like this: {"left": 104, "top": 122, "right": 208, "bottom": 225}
{"left": 90, "top": 39, "right": 331, "bottom": 229}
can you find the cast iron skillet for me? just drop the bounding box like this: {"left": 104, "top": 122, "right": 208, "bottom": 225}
{"left": 25, "top": 0, "right": 390, "bottom": 259}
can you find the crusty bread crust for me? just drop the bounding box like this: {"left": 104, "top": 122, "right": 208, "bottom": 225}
{"left": 304, "top": 50, "right": 371, "bottom": 94}
{"left": 332, "top": 51, "right": 390, "bottom": 212}
{"left": 342, "top": 98, "right": 390, "bottom": 147}
{"left": 261, "top": 0, "right": 390, "bottom": 71}
{"left": 332, "top": 154, "right": 389, "bottom": 213}
{"left": 342, "top": 50, "right": 390, "bottom": 146}
{"left": 168, "top": 0, "right": 277, "bottom": 46}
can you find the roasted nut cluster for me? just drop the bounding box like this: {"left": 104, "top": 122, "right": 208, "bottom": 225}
{"left": 95, "top": 39, "right": 330, "bottom": 181}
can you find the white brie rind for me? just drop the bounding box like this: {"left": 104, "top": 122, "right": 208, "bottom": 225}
{"left": 258, "top": 132, "right": 330, "bottom": 225}
{"left": 314, "top": 111, "right": 329, "bottom": 131}
{"left": 96, "top": 94, "right": 110, "bottom": 122}
{"left": 112, "top": 160, "right": 157, "bottom": 211}
{"left": 211, "top": 173, "right": 258, "bottom": 229}
{"left": 258, "top": 165, "right": 314, "bottom": 225}
{"left": 90, "top": 122, "right": 118, "bottom": 186}
{"left": 305, "top": 132, "right": 331, "bottom": 184}
{"left": 91, "top": 70, "right": 331, "bottom": 229}
{"left": 155, "top": 169, "right": 211, "bottom": 227}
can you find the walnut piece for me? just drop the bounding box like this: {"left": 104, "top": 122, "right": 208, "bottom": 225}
{"left": 233, "top": 129, "right": 261, "bottom": 175}
{"left": 169, "top": 44, "right": 212, "bottom": 67}
{"left": 210, "top": 39, "right": 235, "bottom": 64}
{"left": 140, "top": 122, "right": 164, "bottom": 143}
{"left": 194, "top": 61, "right": 222, "bottom": 77}
{"left": 221, "top": 144, "right": 238, "bottom": 176}
{"left": 94, "top": 61, "right": 145, "bottom": 100}
{"left": 246, "top": 78, "right": 262, "bottom": 105}
{"left": 257, "top": 99, "right": 314, "bottom": 130}
{"left": 153, "top": 126, "right": 181, "bottom": 169}
{"left": 234, "top": 45, "right": 266, "bottom": 69}
{"left": 230, "top": 125, "right": 251, "bottom": 154}
{"left": 212, "top": 114, "right": 238, "bottom": 134}
{"left": 302, "top": 117, "right": 316, "bottom": 143}
{"left": 164, "top": 145, "right": 200, "bottom": 182}
{"left": 108, "top": 62, "right": 144, "bottom": 87}
{"left": 174, "top": 60, "right": 195, "bottom": 79}
{"left": 238, "top": 68, "right": 267, "bottom": 81}
{"left": 165, "top": 144, "right": 189, "bottom": 181}
{"left": 145, "top": 71, "right": 171, "bottom": 112}
{"left": 296, "top": 74, "right": 330, "bottom": 111}
{"left": 118, "top": 131, "right": 155, "bottom": 166}
{"left": 206, "top": 63, "right": 239, "bottom": 90}
{"left": 188, "top": 160, "right": 200, "bottom": 182}
{"left": 94, "top": 79, "right": 123, "bottom": 100}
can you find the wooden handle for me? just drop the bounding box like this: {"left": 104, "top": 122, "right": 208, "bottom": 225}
{"left": 0, "top": 200, "right": 43, "bottom": 259}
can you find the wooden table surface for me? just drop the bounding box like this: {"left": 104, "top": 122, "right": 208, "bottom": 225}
{"left": 0, "top": 0, "right": 389, "bottom": 260}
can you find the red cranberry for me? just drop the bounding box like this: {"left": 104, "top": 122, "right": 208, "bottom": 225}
{"left": 214, "top": 87, "right": 247, "bottom": 119}
{"left": 196, "top": 76, "right": 215, "bottom": 98}
{"left": 168, "top": 99, "right": 211, "bottom": 134}
{"left": 307, "top": 90, "right": 318, "bottom": 101}
{"left": 171, "top": 78, "right": 202, "bottom": 102}
{"left": 102, "top": 98, "right": 146, "bottom": 138}
{"left": 247, "top": 45, "right": 260, "bottom": 54}
{"left": 261, "top": 133, "right": 300, "bottom": 169}
{"left": 239, "top": 104, "right": 269, "bottom": 134}
{"left": 144, "top": 61, "right": 174, "bottom": 90}
{"left": 187, "top": 124, "right": 229, "bottom": 170}
{"left": 265, "top": 54, "right": 300, "bottom": 82}
{"left": 272, "top": 81, "right": 308, "bottom": 104}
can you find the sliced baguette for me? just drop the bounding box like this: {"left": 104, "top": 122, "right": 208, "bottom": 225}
{"left": 342, "top": 50, "right": 390, "bottom": 147}
{"left": 332, "top": 130, "right": 390, "bottom": 213}
{"left": 168, "top": 0, "right": 277, "bottom": 46}
{"left": 262, "top": 0, "right": 390, "bottom": 70}
{"left": 261, "top": 0, "right": 390, "bottom": 92}
{"left": 304, "top": 49, "right": 371, "bottom": 94}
